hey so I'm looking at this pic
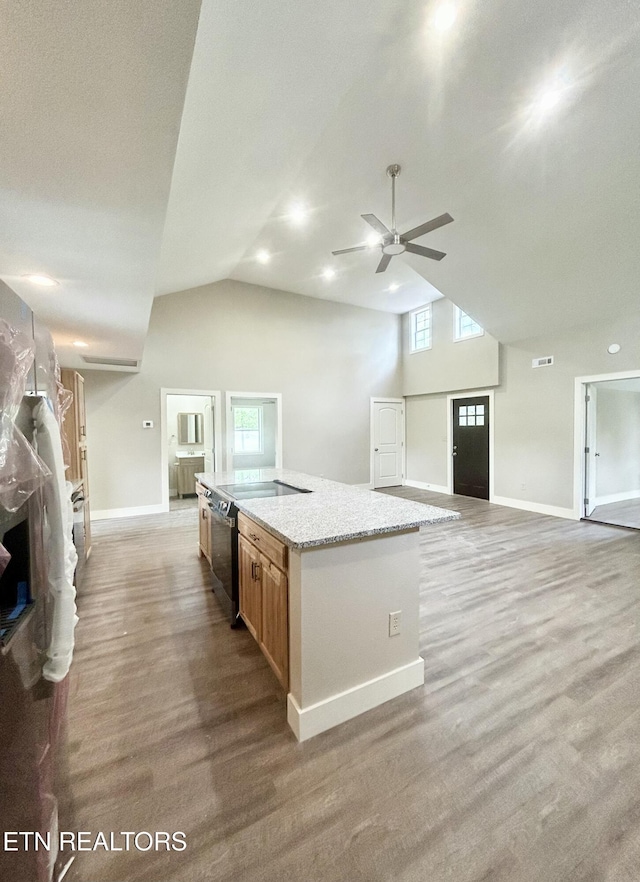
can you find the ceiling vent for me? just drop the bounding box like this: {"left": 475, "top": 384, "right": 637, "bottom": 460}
{"left": 82, "top": 356, "right": 139, "bottom": 368}
{"left": 532, "top": 356, "right": 554, "bottom": 368}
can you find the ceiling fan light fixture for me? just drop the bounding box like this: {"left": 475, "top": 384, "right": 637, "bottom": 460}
{"left": 331, "top": 165, "right": 453, "bottom": 274}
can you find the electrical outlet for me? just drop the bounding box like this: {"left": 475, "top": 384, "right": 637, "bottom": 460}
{"left": 389, "top": 610, "right": 401, "bottom": 637}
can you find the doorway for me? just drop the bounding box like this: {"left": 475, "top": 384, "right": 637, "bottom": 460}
{"left": 161, "top": 388, "right": 222, "bottom": 512}
{"left": 225, "top": 392, "right": 283, "bottom": 472}
{"left": 582, "top": 376, "right": 640, "bottom": 529}
{"left": 370, "top": 398, "right": 404, "bottom": 488}
{"left": 447, "top": 391, "right": 494, "bottom": 500}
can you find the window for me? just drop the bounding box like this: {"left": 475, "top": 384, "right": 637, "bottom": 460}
{"left": 410, "top": 305, "right": 432, "bottom": 352}
{"left": 454, "top": 306, "right": 483, "bottom": 341}
{"left": 458, "top": 404, "right": 484, "bottom": 426}
{"left": 233, "top": 406, "right": 263, "bottom": 454}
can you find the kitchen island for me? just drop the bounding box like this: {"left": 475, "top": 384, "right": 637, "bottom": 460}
{"left": 197, "top": 469, "right": 459, "bottom": 740}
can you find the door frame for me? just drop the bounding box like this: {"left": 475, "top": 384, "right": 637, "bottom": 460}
{"left": 446, "top": 389, "right": 495, "bottom": 500}
{"left": 160, "top": 387, "right": 222, "bottom": 511}
{"left": 369, "top": 397, "right": 405, "bottom": 489}
{"left": 225, "top": 391, "right": 283, "bottom": 472}
{"left": 573, "top": 369, "right": 640, "bottom": 519}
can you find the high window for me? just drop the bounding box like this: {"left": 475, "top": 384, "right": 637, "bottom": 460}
{"left": 233, "top": 406, "right": 263, "bottom": 454}
{"left": 410, "top": 305, "right": 432, "bottom": 352}
{"left": 454, "top": 306, "right": 483, "bottom": 341}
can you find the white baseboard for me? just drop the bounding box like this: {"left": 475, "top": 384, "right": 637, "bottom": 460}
{"left": 352, "top": 482, "right": 373, "bottom": 490}
{"left": 91, "top": 503, "right": 168, "bottom": 521}
{"left": 287, "top": 657, "right": 425, "bottom": 742}
{"left": 492, "top": 495, "right": 577, "bottom": 521}
{"left": 404, "top": 479, "right": 451, "bottom": 495}
{"left": 593, "top": 490, "right": 640, "bottom": 507}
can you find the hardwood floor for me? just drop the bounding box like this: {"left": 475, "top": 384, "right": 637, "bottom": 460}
{"left": 58, "top": 489, "right": 640, "bottom": 882}
{"left": 588, "top": 497, "right": 640, "bottom": 530}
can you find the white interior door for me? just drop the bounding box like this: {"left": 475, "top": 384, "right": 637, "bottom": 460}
{"left": 372, "top": 400, "right": 403, "bottom": 488}
{"left": 204, "top": 398, "right": 215, "bottom": 472}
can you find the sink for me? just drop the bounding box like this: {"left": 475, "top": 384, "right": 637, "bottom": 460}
{"left": 175, "top": 451, "right": 204, "bottom": 458}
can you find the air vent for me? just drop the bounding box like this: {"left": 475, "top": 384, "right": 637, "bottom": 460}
{"left": 532, "top": 356, "right": 554, "bottom": 368}
{"left": 82, "top": 356, "right": 139, "bottom": 368}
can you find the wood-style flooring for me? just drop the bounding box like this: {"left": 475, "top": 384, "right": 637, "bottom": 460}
{"left": 57, "top": 488, "right": 640, "bottom": 882}
{"left": 588, "top": 497, "right": 640, "bottom": 530}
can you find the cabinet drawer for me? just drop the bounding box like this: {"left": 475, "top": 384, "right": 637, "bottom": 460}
{"left": 195, "top": 481, "right": 210, "bottom": 498}
{"left": 238, "top": 513, "right": 288, "bottom": 571}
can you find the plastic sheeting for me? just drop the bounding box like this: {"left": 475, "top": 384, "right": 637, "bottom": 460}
{"left": 33, "top": 399, "right": 78, "bottom": 683}
{"left": 0, "top": 319, "right": 51, "bottom": 512}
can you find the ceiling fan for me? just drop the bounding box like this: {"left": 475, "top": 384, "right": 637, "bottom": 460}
{"left": 332, "top": 164, "right": 453, "bottom": 274}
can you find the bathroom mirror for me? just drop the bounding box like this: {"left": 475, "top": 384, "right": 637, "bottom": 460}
{"left": 177, "top": 412, "right": 203, "bottom": 445}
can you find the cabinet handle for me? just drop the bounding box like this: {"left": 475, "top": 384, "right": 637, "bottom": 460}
{"left": 249, "top": 532, "right": 259, "bottom": 541}
{"left": 251, "top": 561, "right": 261, "bottom": 580}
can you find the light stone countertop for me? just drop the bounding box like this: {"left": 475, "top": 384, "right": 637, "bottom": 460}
{"left": 196, "top": 468, "right": 460, "bottom": 549}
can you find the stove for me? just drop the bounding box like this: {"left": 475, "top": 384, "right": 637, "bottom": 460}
{"left": 207, "top": 480, "right": 310, "bottom": 625}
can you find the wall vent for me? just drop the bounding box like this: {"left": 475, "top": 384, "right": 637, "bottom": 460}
{"left": 532, "top": 356, "right": 554, "bottom": 368}
{"left": 82, "top": 356, "right": 139, "bottom": 368}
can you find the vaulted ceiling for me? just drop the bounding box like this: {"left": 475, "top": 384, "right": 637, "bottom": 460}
{"left": 2, "top": 0, "right": 639, "bottom": 368}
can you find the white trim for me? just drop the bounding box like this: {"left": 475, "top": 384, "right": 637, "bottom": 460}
{"left": 91, "top": 503, "right": 167, "bottom": 521}
{"left": 573, "top": 369, "right": 640, "bottom": 520}
{"left": 492, "top": 496, "right": 577, "bottom": 521}
{"left": 370, "top": 397, "right": 406, "bottom": 489}
{"left": 161, "top": 388, "right": 222, "bottom": 510}
{"left": 446, "top": 389, "right": 495, "bottom": 500}
{"left": 404, "top": 479, "right": 450, "bottom": 495}
{"left": 352, "top": 482, "right": 373, "bottom": 490}
{"left": 225, "top": 391, "right": 283, "bottom": 471}
{"left": 286, "top": 657, "right": 424, "bottom": 742}
{"left": 593, "top": 490, "right": 640, "bottom": 507}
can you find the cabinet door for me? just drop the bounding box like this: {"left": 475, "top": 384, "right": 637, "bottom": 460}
{"left": 239, "top": 535, "right": 261, "bottom": 641}
{"left": 260, "top": 557, "right": 288, "bottom": 689}
{"left": 198, "top": 496, "right": 210, "bottom": 560}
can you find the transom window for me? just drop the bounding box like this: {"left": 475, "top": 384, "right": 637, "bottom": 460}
{"left": 454, "top": 306, "right": 483, "bottom": 341}
{"left": 410, "top": 305, "right": 432, "bottom": 352}
{"left": 458, "top": 404, "right": 485, "bottom": 427}
{"left": 233, "top": 406, "right": 263, "bottom": 454}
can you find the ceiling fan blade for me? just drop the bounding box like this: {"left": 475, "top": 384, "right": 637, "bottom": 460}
{"left": 375, "top": 253, "right": 392, "bottom": 274}
{"left": 331, "top": 245, "right": 369, "bottom": 255}
{"left": 361, "top": 214, "right": 390, "bottom": 236}
{"left": 405, "top": 243, "right": 446, "bottom": 261}
{"left": 402, "top": 213, "right": 454, "bottom": 242}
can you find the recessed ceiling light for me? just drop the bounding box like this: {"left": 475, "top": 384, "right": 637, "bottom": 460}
{"left": 366, "top": 232, "right": 382, "bottom": 248}
{"left": 607, "top": 343, "right": 621, "bottom": 354}
{"left": 288, "top": 203, "right": 308, "bottom": 225}
{"left": 23, "top": 273, "right": 58, "bottom": 287}
{"left": 256, "top": 249, "right": 271, "bottom": 264}
{"left": 389, "top": 282, "right": 400, "bottom": 292}
{"left": 322, "top": 268, "right": 336, "bottom": 280}
{"left": 433, "top": 2, "right": 457, "bottom": 32}
{"left": 73, "top": 341, "right": 89, "bottom": 348}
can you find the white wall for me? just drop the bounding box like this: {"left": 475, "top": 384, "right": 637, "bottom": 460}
{"left": 405, "top": 312, "right": 640, "bottom": 513}
{"left": 84, "top": 279, "right": 401, "bottom": 513}
{"left": 402, "top": 298, "right": 500, "bottom": 397}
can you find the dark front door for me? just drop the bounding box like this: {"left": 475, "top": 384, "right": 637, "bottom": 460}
{"left": 452, "top": 396, "right": 489, "bottom": 500}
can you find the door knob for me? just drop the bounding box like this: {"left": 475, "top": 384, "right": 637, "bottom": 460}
{"left": 375, "top": 448, "right": 379, "bottom": 451}
{"left": 595, "top": 452, "right": 600, "bottom": 457}
{"left": 452, "top": 452, "right": 457, "bottom": 457}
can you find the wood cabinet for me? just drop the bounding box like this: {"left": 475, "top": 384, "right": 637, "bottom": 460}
{"left": 60, "top": 368, "right": 91, "bottom": 560}
{"left": 238, "top": 513, "right": 289, "bottom": 689}
{"left": 176, "top": 455, "right": 204, "bottom": 498}
{"left": 196, "top": 482, "right": 211, "bottom": 564}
